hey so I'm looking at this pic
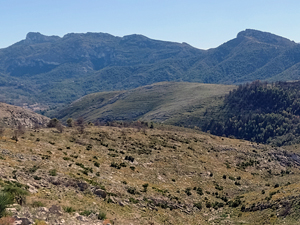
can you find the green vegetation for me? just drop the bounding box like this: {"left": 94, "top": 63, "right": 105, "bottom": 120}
{"left": 49, "top": 169, "right": 57, "bottom": 176}
{"left": 0, "top": 192, "right": 14, "bottom": 218}
{"left": 97, "top": 211, "right": 106, "bottom": 220}
{"left": 1, "top": 29, "right": 300, "bottom": 111}
{"left": 202, "top": 81, "right": 300, "bottom": 146}
{"left": 51, "top": 82, "right": 234, "bottom": 124}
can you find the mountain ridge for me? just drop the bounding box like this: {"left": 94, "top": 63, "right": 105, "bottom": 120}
{"left": 1, "top": 29, "right": 300, "bottom": 109}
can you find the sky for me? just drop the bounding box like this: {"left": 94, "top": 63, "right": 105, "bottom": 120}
{"left": 0, "top": 0, "right": 300, "bottom": 50}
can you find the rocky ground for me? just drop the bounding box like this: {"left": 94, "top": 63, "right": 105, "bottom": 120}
{"left": 1, "top": 124, "right": 300, "bottom": 224}
{"left": 0, "top": 102, "right": 49, "bottom": 129}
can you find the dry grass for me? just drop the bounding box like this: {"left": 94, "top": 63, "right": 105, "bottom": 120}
{"left": 1, "top": 125, "right": 300, "bottom": 224}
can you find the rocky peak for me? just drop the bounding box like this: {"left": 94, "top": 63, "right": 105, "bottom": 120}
{"left": 25, "top": 32, "right": 60, "bottom": 44}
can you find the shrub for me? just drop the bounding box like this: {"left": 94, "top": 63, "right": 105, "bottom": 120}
{"left": 229, "top": 176, "right": 236, "bottom": 181}
{"left": 47, "top": 118, "right": 59, "bottom": 128}
{"left": 196, "top": 187, "right": 203, "bottom": 195}
{"left": 184, "top": 188, "right": 192, "bottom": 196}
{"left": 97, "top": 211, "right": 106, "bottom": 220}
{"left": 215, "top": 184, "right": 223, "bottom": 190}
{"left": 86, "top": 144, "right": 92, "bottom": 151}
{"left": 0, "top": 192, "right": 14, "bottom": 218}
{"left": 49, "top": 169, "right": 57, "bottom": 176}
{"left": 130, "top": 166, "right": 135, "bottom": 171}
{"left": 213, "top": 201, "right": 224, "bottom": 209}
{"left": 120, "top": 162, "right": 127, "bottom": 167}
{"left": 142, "top": 183, "right": 149, "bottom": 192}
{"left": 94, "top": 162, "right": 100, "bottom": 167}
{"left": 194, "top": 202, "right": 202, "bottom": 210}
{"left": 76, "top": 117, "right": 85, "bottom": 134}
{"left": 223, "top": 175, "right": 227, "bottom": 179}
{"left": 125, "top": 156, "right": 134, "bottom": 162}
{"left": 2, "top": 185, "right": 29, "bottom": 205}
{"left": 228, "top": 199, "right": 242, "bottom": 208}
{"left": 129, "top": 197, "right": 139, "bottom": 204}
{"left": 110, "top": 162, "right": 121, "bottom": 169}
{"left": 63, "top": 206, "right": 76, "bottom": 213}
{"left": 29, "top": 165, "right": 39, "bottom": 173}
{"left": 127, "top": 187, "right": 137, "bottom": 195}
{"left": 206, "top": 202, "right": 212, "bottom": 208}
{"left": 80, "top": 210, "right": 94, "bottom": 216}
{"left": 66, "top": 118, "right": 74, "bottom": 127}
{"left": 32, "top": 201, "right": 45, "bottom": 208}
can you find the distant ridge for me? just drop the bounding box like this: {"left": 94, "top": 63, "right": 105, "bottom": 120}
{"left": 0, "top": 29, "right": 300, "bottom": 109}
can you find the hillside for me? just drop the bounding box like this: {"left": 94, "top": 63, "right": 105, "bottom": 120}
{"left": 1, "top": 29, "right": 300, "bottom": 109}
{"left": 201, "top": 80, "right": 300, "bottom": 146}
{"left": 51, "top": 80, "right": 300, "bottom": 148}
{"left": 0, "top": 102, "right": 49, "bottom": 128}
{"left": 50, "top": 82, "right": 235, "bottom": 124}
{"left": 1, "top": 124, "right": 300, "bottom": 224}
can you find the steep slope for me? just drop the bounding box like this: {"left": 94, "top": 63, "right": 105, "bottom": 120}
{"left": 0, "top": 29, "right": 300, "bottom": 109}
{"left": 0, "top": 102, "right": 49, "bottom": 128}
{"left": 50, "top": 82, "right": 235, "bottom": 123}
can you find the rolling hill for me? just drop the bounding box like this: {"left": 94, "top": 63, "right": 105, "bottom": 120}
{"left": 49, "top": 82, "right": 235, "bottom": 124}
{"left": 1, "top": 29, "right": 300, "bottom": 109}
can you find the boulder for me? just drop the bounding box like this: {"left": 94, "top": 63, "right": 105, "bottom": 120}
{"left": 94, "top": 189, "right": 107, "bottom": 198}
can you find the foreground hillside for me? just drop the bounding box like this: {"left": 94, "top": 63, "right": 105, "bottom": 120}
{"left": 1, "top": 124, "right": 300, "bottom": 224}
{"left": 1, "top": 29, "right": 300, "bottom": 109}
{"left": 51, "top": 82, "right": 235, "bottom": 123}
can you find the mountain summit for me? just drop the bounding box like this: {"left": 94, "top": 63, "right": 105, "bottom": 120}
{"left": 25, "top": 32, "right": 60, "bottom": 44}
{"left": 237, "top": 29, "right": 295, "bottom": 47}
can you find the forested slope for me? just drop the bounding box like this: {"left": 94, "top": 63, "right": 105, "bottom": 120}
{"left": 201, "top": 81, "right": 300, "bottom": 146}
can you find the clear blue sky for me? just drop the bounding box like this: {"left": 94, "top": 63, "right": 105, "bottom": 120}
{"left": 1, "top": 0, "right": 299, "bottom": 49}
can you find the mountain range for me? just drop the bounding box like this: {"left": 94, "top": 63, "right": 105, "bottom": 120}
{"left": 1, "top": 29, "right": 300, "bottom": 109}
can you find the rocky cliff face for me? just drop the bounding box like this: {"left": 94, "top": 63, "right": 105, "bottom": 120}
{"left": 0, "top": 102, "right": 49, "bottom": 128}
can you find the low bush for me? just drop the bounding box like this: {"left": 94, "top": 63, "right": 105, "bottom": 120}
{"left": 32, "top": 201, "right": 45, "bottom": 208}
{"left": 0, "top": 192, "right": 14, "bottom": 218}
{"left": 97, "top": 211, "right": 106, "bottom": 220}
{"left": 49, "top": 169, "right": 57, "bottom": 176}
{"left": 63, "top": 206, "right": 76, "bottom": 213}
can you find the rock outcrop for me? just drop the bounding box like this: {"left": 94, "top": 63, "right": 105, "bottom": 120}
{"left": 0, "top": 102, "right": 49, "bottom": 128}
